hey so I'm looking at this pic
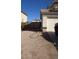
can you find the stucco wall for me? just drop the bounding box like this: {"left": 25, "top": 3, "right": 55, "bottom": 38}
{"left": 42, "top": 15, "right": 58, "bottom": 32}
{"left": 42, "top": 15, "right": 47, "bottom": 32}
{"left": 47, "top": 18, "right": 58, "bottom": 32}
{"left": 21, "top": 13, "right": 27, "bottom": 23}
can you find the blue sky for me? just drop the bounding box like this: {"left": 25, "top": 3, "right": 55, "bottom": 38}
{"left": 21, "top": 0, "right": 53, "bottom": 22}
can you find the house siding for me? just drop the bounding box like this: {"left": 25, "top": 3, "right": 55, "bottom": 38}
{"left": 47, "top": 18, "right": 58, "bottom": 32}
{"left": 21, "top": 12, "right": 27, "bottom": 23}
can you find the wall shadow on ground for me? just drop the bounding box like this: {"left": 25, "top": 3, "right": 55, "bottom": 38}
{"left": 41, "top": 32, "right": 58, "bottom": 50}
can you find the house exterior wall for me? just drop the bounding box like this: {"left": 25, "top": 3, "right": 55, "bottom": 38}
{"left": 21, "top": 12, "right": 27, "bottom": 23}
{"left": 42, "top": 15, "right": 47, "bottom": 32}
{"left": 47, "top": 18, "right": 58, "bottom": 32}
{"left": 42, "top": 14, "right": 58, "bottom": 32}
{"left": 41, "top": 0, "right": 58, "bottom": 32}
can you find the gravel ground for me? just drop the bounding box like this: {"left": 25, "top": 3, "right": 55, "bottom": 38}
{"left": 21, "top": 31, "right": 58, "bottom": 59}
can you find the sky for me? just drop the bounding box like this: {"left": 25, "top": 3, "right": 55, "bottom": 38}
{"left": 21, "top": 0, "right": 54, "bottom": 22}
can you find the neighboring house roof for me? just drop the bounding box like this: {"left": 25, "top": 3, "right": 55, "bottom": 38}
{"left": 41, "top": 9, "right": 58, "bottom": 15}
{"left": 49, "top": 0, "right": 58, "bottom": 7}
{"left": 21, "top": 11, "right": 28, "bottom": 16}
{"left": 40, "top": 0, "right": 58, "bottom": 18}
{"left": 32, "top": 20, "right": 41, "bottom": 22}
{"left": 48, "top": 0, "right": 58, "bottom": 12}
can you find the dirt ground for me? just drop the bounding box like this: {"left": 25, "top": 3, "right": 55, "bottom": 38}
{"left": 21, "top": 31, "right": 58, "bottom": 59}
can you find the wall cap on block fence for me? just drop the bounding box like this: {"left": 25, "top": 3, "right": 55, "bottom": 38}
{"left": 42, "top": 27, "right": 47, "bottom": 29}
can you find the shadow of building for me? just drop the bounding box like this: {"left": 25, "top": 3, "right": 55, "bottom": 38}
{"left": 41, "top": 32, "right": 58, "bottom": 50}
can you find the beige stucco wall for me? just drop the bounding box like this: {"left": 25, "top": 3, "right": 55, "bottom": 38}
{"left": 42, "top": 15, "right": 58, "bottom": 32}
{"left": 21, "top": 12, "right": 27, "bottom": 23}
{"left": 42, "top": 15, "right": 47, "bottom": 32}
{"left": 47, "top": 18, "right": 58, "bottom": 32}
